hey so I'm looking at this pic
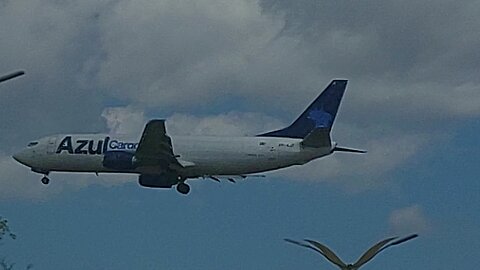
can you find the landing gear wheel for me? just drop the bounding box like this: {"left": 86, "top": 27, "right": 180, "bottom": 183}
{"left": 41, "top": 176, "right": 50, "bottom": 185}
{"left": 176, "top": 183, "right": 190, "bottom": 195}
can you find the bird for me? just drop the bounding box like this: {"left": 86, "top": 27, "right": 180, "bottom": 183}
{"left": 284, "top": 234, "right": 418, "bottom": 270}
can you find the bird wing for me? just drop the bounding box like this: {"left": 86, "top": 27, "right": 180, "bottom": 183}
{"left": 284, "top": 239, "right": 326, "bottom": 256}
{"left": 352, "top": 237, "right": 398, "bottom": 267}
{"left": 304, "top": 239, "right": 347, "bottom": 269}
{"left": 378, "top": 234, "right": 419, "bottom": 253}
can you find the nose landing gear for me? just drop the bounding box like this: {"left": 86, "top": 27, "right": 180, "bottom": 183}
{"left": 41, "top": 176, "right": 50, "bottom": 185}
{"left": 32, "top": 169, "right": 50, "bottom": 185}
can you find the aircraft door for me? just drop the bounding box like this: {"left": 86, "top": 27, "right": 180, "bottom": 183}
{"left": 46, "top": 136, "right": 57, "bottom": 154}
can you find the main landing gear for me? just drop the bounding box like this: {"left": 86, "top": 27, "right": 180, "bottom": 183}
{"left": 41, "top": 176, "right": 50, "bottom": 185}
{"left": 176, "top": 182, "right": 190, "bottom": 195}
{"left": 32, "top": 169, "right": 50, "bottom": 185}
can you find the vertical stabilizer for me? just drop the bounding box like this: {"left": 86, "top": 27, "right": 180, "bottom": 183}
{"left": 258, "top": 79, "right": 348, "bottom": 139}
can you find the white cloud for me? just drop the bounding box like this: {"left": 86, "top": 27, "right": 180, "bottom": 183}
{"left": 433, "top": 82, "right": 480, "bottom": 116}
{"left": 100, "top": 107, "right": 286, "bottom": 137}
{"left": 101, "top": 106, "right": 146, "bottom": 135}
{"left": 389, "top": 205, "right": 430, "bottom": 235}
{"left": 97, "top": 0, "right": 284, "bottom": 109}
{"left": 0, "top": 151, "right": 135, "bottom": 201}
{"left": 166, "top": 112, "right": 285, "bottom": 136}
{"left": 0, "top": 153, "right": 52, "bottom": 200}
{"left": 272, "top": 133, "right": 426, "bottom": 191}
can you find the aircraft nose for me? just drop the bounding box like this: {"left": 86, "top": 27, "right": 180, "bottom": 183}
{"left": 12, "top": 149, "right": 32, "bottom": 166}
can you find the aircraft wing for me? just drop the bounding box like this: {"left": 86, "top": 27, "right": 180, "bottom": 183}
{"left": 135, "top": 120, "right": 182, "bottom": 170}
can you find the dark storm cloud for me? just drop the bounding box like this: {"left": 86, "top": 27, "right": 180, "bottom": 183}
{"left": 261, "top": 0, "right": 480, "bottom": 81}
{"left": 0, "top": 1, "right": 115, "bottom": 149}
{"left": 259, "top": 0, "right": 480, "bottom": 124}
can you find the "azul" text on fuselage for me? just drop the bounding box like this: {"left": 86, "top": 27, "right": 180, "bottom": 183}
{"left": 55, "top": 136, "right": 138, "bottom": 155}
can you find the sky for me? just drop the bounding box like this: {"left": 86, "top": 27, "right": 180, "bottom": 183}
{"left": 0, "top": 0, "right": 479, "bottom": 269}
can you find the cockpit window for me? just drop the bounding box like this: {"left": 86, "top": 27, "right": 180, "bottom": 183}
{"left": 27, "top": 142, "right": 38, "bottom": 147}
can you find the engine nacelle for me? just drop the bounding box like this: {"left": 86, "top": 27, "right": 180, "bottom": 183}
{"left": 102, "top": 151, "right": 137, "bottom": 170}
{"left": 139, "top": 173, "right": 179, "bottom": 188}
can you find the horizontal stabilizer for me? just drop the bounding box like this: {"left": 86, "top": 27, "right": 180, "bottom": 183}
{"left": 0, "top": 70, "right": 25, "bottom": 83}
{"left": 332, "top": 146, "right": 367, "bottom": 154}
{"left": 301, "top": 128, "right": 331, "bottom": 148}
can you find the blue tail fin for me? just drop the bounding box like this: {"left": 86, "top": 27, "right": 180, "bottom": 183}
{"left": 258, "top": 79, "right": 348, "bottom": 139}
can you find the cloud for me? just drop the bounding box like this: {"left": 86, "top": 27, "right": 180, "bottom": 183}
{"left": 259, "top": 0, "right": 480, "bottom": 121}
{"left": 91, "top": 0, "right": 480, "bottom": 131}
{"left": 0, "top": 153, "right": 51, "bottom": 200}
{"left": 166, "top": 112, "right": 285, "bottom": 136}
{"left": 1, "top": 0, "right": 480, "bottom": 199}
{"left": 272, "top": 132, "right": 426, "bottom": 191}
{"left": 100, "top": 106, "right": 286, "bottom": 136}
{"left": 102, "top": 106, "right": 146, "bottom": 135}
{"left": 96, "top": 0, "right": 284, "bottom": 109}
{"left": 3, "top": 0, "right": 480, "bottom": 129}
{"left": 0, "top": 0, "right": 109, "bottom": 147}
{"left": 0, "top": 152, "right": 91, "bottom": 201}
{"left": 0, "top": 151, "right": 134, "bottom": 201}
{"left": 389, "top": 205, "right": 430, "bottom": 235}
{"left": 2, "top": 0, "right": 480, "bottom": 126}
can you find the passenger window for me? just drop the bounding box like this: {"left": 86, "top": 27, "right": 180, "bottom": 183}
{"left": 27, "top": 142, "right": 38, "bottom": 147}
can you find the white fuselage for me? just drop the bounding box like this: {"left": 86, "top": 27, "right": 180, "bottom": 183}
{"left": 14, "top": 134, "right": 333, "bottom": 178}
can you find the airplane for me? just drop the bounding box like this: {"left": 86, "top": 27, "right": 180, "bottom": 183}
{"left": 0, "top": 70, "right": 25, "bottom": 84}
{"left": 13, "top": 79, "right": 365, "bottom": 195}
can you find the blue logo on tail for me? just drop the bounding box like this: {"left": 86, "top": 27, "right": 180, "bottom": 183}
{"left": 256, "top": 79, "right": 347, "bottom": 138}
{"left": 307, "top": 109, "right": 333, "bottom": 128}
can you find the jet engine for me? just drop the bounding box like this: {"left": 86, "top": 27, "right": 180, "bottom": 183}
{"left": 138, "top": 173, "right": 179, "bottom": 188}
{"left": 102, "top": 151, "right": 137, "bottom": 170}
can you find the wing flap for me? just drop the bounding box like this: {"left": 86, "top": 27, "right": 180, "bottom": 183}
{"left": 177, "top": 160, "right": 195, "bottom": 168}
